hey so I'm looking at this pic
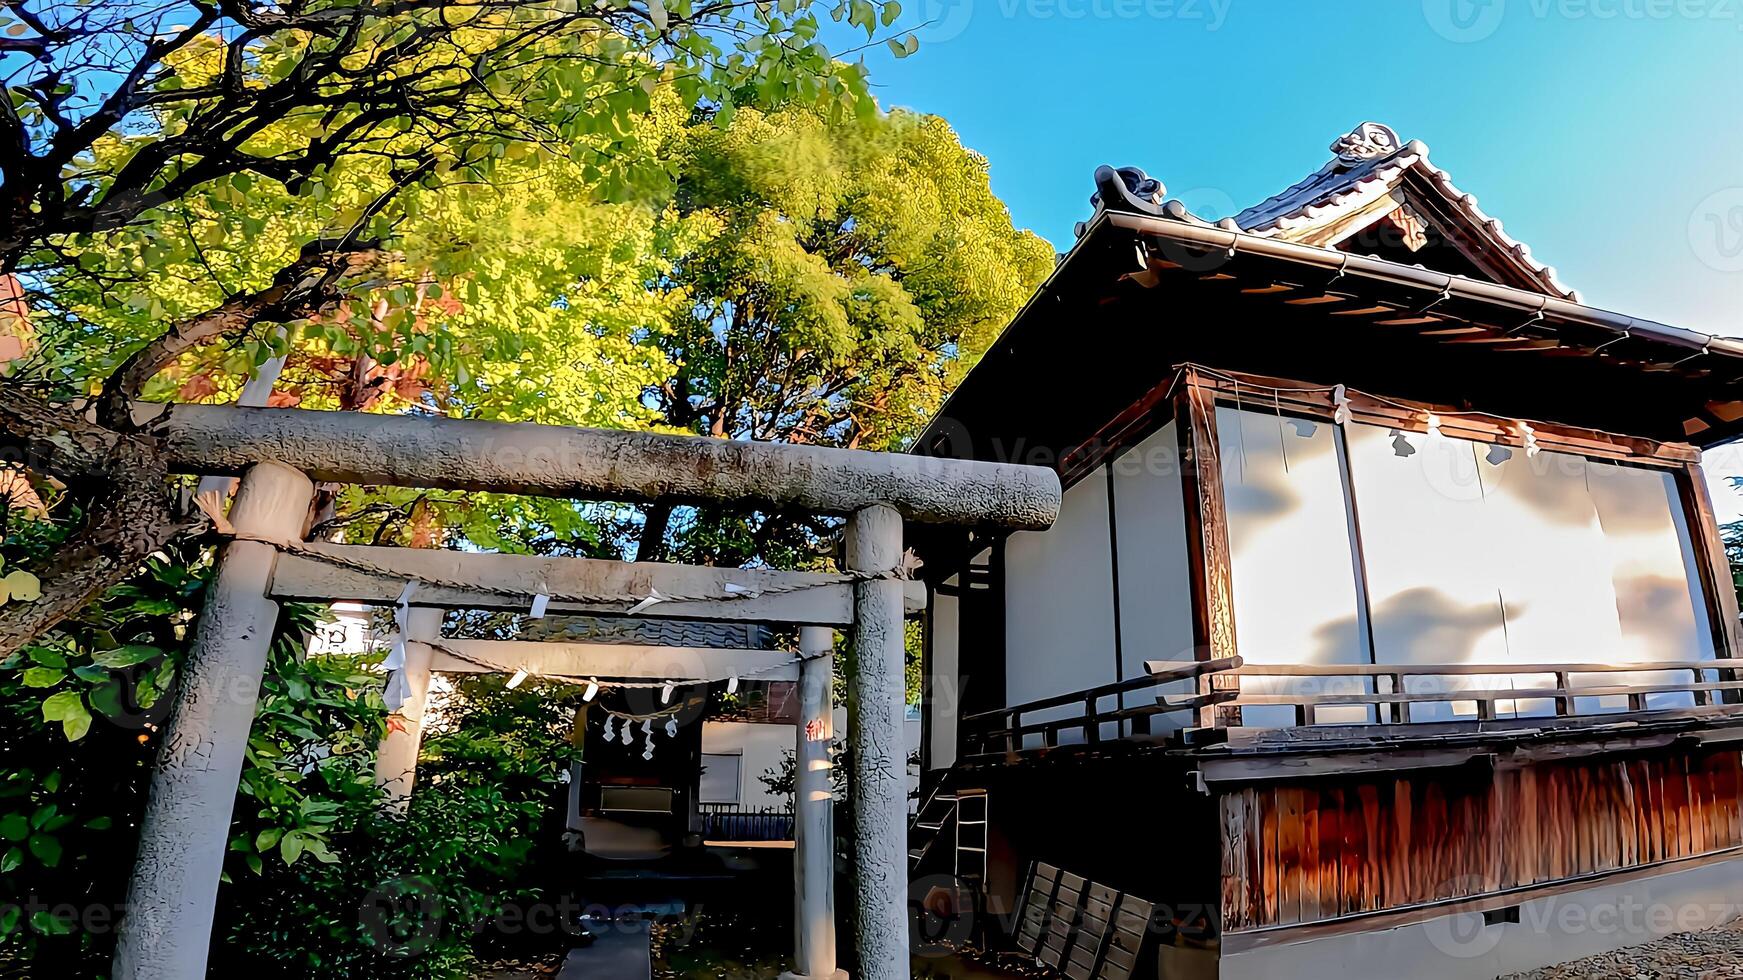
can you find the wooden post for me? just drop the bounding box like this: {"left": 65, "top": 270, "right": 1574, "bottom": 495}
{"left": 787, "top": 625, "right": 846, "bottom": 980}
{"left": 1176, "top": 375, "right": 1240, "bottom": 729}
{"left": 374, "top": 606, "right": 443, "bottom": 807}
{"left": 846, "top": 505, "right": 910, "bottom": 980}
{"left": 113, "top": 461, "right": 314, "bottom": 980}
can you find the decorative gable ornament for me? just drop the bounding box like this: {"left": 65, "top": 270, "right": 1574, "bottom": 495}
{"left": 1331, "top": 122, "right": 1402, "bottom": 165}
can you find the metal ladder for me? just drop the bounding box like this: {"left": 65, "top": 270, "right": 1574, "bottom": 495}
{"left": 908, "top": 783, "right": 989, "bottom": 882}
{"left": 909, "top": 786, "right": 959, "bottom": 870}
{"left": 953, "top": 788, "right": 988, "bottom": 889}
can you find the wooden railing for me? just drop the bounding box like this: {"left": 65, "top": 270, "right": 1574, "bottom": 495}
{"left": 961, "top": 657, "right": 1241, "bottom": 757}
{"left": 962, "top": 658, "right": 1742, "bottom": 758}
{"left": 1217, "top": 660, "right": 1740, "bottom": 726}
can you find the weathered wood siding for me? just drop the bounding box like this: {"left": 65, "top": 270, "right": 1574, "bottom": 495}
{"left": 1220, "top": 750, "right": 1743, "bottom": 932}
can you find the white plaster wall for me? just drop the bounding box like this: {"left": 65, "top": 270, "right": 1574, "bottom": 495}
{"left": 308, "top": 602, "right": 381, "bottom": 656}
{"left": 1218, "top": 408, "right": 1370, "bottom": 726}
{"left": 1346, "top": 425, "right": 1717, "bottom": 721}
{"left": 929, "top": 584, "right": 960, "bottom": 772}
{"left": 1109, "top": 421, "right": 1198, "bottom": 732}
{"left": 1004, "top": 469, "right": 1118, "bottom": 745}
{"left": 1219, "top": 857, "right": 1743, "bottom": 980}
{"left": 701, "top": 712, "right": 921, "bottom": 811}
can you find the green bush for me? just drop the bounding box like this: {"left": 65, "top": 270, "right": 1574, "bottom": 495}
{"left": 214, "top": 779, "right": 547, "bottom": 979}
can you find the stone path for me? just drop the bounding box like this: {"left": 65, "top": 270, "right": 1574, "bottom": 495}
{"left": 1503, "top": 919, "right": 1743, "bottom": 979}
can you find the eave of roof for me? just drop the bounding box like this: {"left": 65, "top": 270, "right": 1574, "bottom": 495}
{"left": 911, "top": 208, "right": 1743, "bottom": 458}
{"left": 1103, "top": 210, "right": 1743, "bottom": 362}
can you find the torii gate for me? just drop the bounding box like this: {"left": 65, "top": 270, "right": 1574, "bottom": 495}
{"left": 108, "top": 404, "right": 1061, "bottom": 980}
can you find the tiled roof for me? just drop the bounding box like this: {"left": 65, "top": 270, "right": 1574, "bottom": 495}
{"left": 518, "top": 614, "right": 774, "bottom": 650}
{"left": 1085, "top": 122, "right": 1580, "bottom": 302}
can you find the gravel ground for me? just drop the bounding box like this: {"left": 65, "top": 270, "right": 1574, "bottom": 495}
{"left": 1502, "top": 918, "right": 1743, "bottom": 979}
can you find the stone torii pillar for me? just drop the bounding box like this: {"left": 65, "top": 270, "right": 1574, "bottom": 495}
{"left": 113, "top": 461, "right": 315, "bottom": 980}
{"left": 846, "top": 505, "right": 909, "bottom": 980}
{"left": 374, "top": 606, "right": 444, "bottom": 807}
{"left": 788, "top": 625, "right": 845, "bottom": 980}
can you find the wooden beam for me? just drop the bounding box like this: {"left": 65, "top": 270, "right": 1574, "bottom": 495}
{"left": 269, "top": 543, "right": 855, "bottom": 625}
{"left": 419, "top": 639, "right": 799, "bottom": 682}
{"left": 1681, "top": 462, "right": 1743, "bottom": 667}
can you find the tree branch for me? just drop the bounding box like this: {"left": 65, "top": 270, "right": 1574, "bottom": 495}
{"left": 0, "top": 388, "right": 183, "bottom": 661}
{"left": 95, "top": 242, "right": 388, "bottom": 429}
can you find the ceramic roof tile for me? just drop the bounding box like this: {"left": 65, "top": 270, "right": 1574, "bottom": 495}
{"left": 1088, "top": 122, "right": 1580, "bottom": 302}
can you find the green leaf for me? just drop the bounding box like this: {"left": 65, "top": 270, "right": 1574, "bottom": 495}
{"left": 92, "top": 644, "right": 163, "bottom": 668}
{"left": 0, "top": 814, "right": 28, "bottom": 842}
{"left": 0, "top": 847, "right": 21, "bottom": 874}
{"left": 255, "top": 827, "right": 282, "bottom": 852}
{"left": 62, "top": 710, "right": 91, "bottom": 741}
{"left": 41, "top": 691, "right": 91, "bottom": 741}
{"left": 279, "top": 833, "right": 305, "bottom": 865}
{"left": 26, "top": 646, "right": 66, "bottom": 668}
{"left": 21, "top": 666, "right": 64, "bottom": 688}
{"left": 27, "top": 833, "right": 61, "bottom": 868}
{"left": 304, "top": 837, "right": 339, "bottom": 864}
{"left": 40, "top": 690, "right": 81, "bottom": 722}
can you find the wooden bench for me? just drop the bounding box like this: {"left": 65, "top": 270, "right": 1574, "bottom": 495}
{"left": 1096, "top": 892, "right": 1153, "bottom": 980}
{"left": 1063, "top": 881, "right": 1117, "bottom": 980}
{"left": 1014, "top": 861, "right": 1059, "bottom": 956}
{"left": 1038, "top": 871, "right": 1087, "bottom": 969}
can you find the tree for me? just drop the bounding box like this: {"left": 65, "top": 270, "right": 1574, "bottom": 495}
{"left": 0, "top": 0, "right": 908, "bottom": 656}
{"left": 634, "top": 104, "right": 1055, "bottom": 564}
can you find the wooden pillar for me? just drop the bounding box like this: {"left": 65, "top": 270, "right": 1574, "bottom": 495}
{"left": 1176, "top": 376, "right": 1240, "bottom": 729}
{"left": 846, "top": 505, "right": 910, "bottom": 980}
{"left": 787, "top": 625, "right": 846, "bottom": 980}
{"left": 114, "top": 461, "right": 314, "bottom": 980}
{"left": 374, "top": 606, "right": 443, "bottom": 807}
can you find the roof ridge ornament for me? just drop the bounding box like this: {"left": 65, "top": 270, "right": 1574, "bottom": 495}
{"left": 1331, "top": 122, "right": 1403, "bottom": 165}
{"left": 1091, "top": 165, "right": 1167, "bottom": 218}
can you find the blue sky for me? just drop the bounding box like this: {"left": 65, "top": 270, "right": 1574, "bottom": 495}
{"left": 855, "top": 0, "right": 1743, "bottom": 334}
{"left": 850, "top": 0, "right": 1743, "bottom": 511}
